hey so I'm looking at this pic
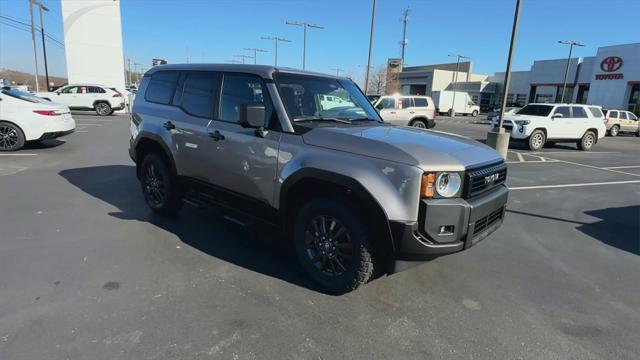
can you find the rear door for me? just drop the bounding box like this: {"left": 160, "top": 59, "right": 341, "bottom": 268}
{"left": 570, "top": 106, "right": 590, "bottom": 138}
{"left": 412, "top": 97, "right": 434, "bottom": 119}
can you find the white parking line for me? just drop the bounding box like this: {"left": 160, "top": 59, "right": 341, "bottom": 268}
{"left": 523, "top": 151, "right": 621, "bottom": 155}
{"left": 75, "top": 123, "right": 103, "bottom": 126}
{"left": 75, "top": 130, "right": 89, "bottom": 133}
{"left": 541, "top": 157, "right": 640, "bottom": 177}
{"left": 510, "top": 180, "right": 640, "bottom": 190}
{"left": 0, "top": 153, "right": 37, "bottom": 156}
{"left": 603, "top": 165, "right": 640, "bottom": 169}
{"left": 506, "top": 160, "right": 559, "bottom": 164}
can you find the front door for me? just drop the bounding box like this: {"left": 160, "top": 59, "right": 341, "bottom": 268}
{"left": 625, "top": 112, "right": 639, "bottom": 133}
{"left": 549, "top": 105, "right": 573, "bottom": 138}
{"left": 204, "top": 73, "right": 281, "bottom": 205}
{"left": 57, "top": 86, "right": 82, "bottom": 107}
{"left": 375, "top": 97, "right": 398, "bottom": 123}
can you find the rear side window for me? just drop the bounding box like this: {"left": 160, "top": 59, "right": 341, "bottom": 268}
{"left": 219, "top": 74, "right": 272, "bottom": 125}
{"left": 180, "top": 72, "right": 218, "bottom": 118}
{"left": 87, "top": 86, "right": 105, "bottom": 93}
{"left": 588, "top": 107, "right": 603, "bottom": 118}
{"left": 619, "top": 112, "right": 627, "bottom": 120}
{"left": 413, "top": 97, "right": 428, "bottom": 107}
{"left": 571, "top": 107, "right": 587, "bottom": 118}
{"left": 609, "top": 111, "right": 618, "bottom": 118}
{"left": 145, "top": 71, "right": 179, "bottom": 105}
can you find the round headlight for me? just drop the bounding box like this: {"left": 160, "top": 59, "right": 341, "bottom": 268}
{"left": 436, "top": 173, "right": 461, "bottom": 197}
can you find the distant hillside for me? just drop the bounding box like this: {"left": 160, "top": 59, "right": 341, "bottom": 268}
{"left": 0, "top": 69, "right": 68, "bottom": 91}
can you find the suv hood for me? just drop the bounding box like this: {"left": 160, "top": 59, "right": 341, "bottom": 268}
{"left": 302, "top": 125, "right": 503, "bottom": 171}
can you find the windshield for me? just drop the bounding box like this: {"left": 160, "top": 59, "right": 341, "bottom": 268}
{"left": 516, "top": 104, "right": 554, "bottom": 116}
{"left": 274, "top": 74, "right": 382, "bottom": 122}
{"left": 1, "top": 88, "right": 50, "bottom": 103}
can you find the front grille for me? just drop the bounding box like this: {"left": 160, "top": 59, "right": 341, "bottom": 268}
{"left": 465, "top": 162, "right": 507, "bottom": 198}
{"left": 473, "top": 208, "right": 503, "bottom": 235}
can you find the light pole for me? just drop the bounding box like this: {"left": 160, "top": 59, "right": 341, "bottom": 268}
{"left": 261, "top": 36, "right": 291, "bottom": 66}
{"left": 32, "top": 1, "right": 50, "bottom": 90}
{"left": 28, "top": 0, "right": 40, "bottom": 91}
{"left": 243, "top": 48, "right": 268, "bottom": 64}
{"left": 558, "top": 40, "right": 585, "bottom": 103}
{"left": 364, "top": 0, "right": 376, "bottom": 95}
{"left": 487, "top": 0, "right": 522, "bottom": 159}
{"left": 233, "top": 54, "right": 254, "bottom": 64}
{"left": 286, "top": 21, "right": 324, "bottom": 70}
{"left": 447, "top": 54, "right": 469, "bottom": 117}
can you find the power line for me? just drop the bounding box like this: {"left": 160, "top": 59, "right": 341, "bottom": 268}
{"left": 0, "top": 20, "right": 63, "bottom": 49}
{"left": 0, "top": 14, "right": 64, "bottom": 45}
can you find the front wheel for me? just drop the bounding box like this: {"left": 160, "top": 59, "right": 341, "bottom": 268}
{"left": 528, "top": 130, "right": 546, "bottom": 151}
{"left": 293, "top": 198, "right": 376, "bottom": 294}
{"left": 0, "top": 122, "right": 25, "bottom": 152}
{"left": 578, "top": 131, "right": 596, "bottom": 151}
{"left": 140, "top": 153, "right": 183, "bottom": 215}
{"left": 94, "top": 102, "right": 112, "bottom": 116}
{"left": 471, "top": 110, "right": 479, "bottom": 117}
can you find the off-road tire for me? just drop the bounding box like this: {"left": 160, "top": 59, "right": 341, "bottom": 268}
{"left": 140, "top": 152, "right": 183, "bottom": 215}
{"left": 293, "top": 197, "right": 376, "bottom": 294}
{"left": 577, "top": 130, "right": 596, "bottom": 151}
{"left": 0, "top": 121, "right": 25, "bottom": 152}
{"left": 528, "top": 130, "right": 546, "bottom": 151}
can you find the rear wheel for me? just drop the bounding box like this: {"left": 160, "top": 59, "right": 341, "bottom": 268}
{"left": 94, "top": 102, "right": 112, "bottom": 116}
{"left": 578, "top": 130, "right": 596, "bottom": 151}
{"left": 609, "top": 125, "right": 619, "bottom": 137}
{"left": 528, "top": 130, "right": 546, "bottom": 151}
{"left": 293, "top": 198, "right": 376, "bottom": 294}
{"left": 0, "top": 122, "right": 25, "bottom": 152}
{"left": 410, "top": 119, "right": 427, "bottom": 129}
{"left": 140, "top": 152, "right": 183, "bottom": 215}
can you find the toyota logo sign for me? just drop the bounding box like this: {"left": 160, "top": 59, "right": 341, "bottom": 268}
{"left": 600, "top": 56, "right": 623, "bottom": 72}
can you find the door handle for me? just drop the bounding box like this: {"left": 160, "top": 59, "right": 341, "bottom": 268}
{"left": 390, "top": 111, "right": 396, "bottom": 114}
{"left": 409, "top": 111, "right": 415, "bottom": 114}
{"left": 163, "top": 121, "right": 175, "bottom": 130}
{"left": 208, "top": 130, "right": 225, "bottom": 141}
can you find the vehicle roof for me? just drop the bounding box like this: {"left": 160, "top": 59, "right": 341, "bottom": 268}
{"left": 64, "top": 83, "right": 108, "bottom": 87}
{"left": 526, "top": 103, "right": 601, "bottom": 107}
{"left": 144, "top": 63, "right": 349, "bottom": 80}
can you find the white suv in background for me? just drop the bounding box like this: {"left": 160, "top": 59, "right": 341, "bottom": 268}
{"left": 495, "top": 103, "right": 606, "bottom": 151}
{"left": 374, "top": 95, "right": 437, "bottom": 128}
{"left": 37, "top": 84, "right": 125, "bottom": 116}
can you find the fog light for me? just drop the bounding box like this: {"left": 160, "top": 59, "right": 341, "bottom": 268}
{"left": 439, "top": 225, "right": 454, "bottom": 235}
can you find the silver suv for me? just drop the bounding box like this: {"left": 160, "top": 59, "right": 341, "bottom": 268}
{"left": 129, "top": 64, "right": 509, "bottom": 294}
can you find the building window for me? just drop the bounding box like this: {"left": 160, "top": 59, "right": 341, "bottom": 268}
{"left": 535, "top": 94, "right": 554, "bottom": 103}
{"left": 576, "top": 85, "right": 590, "bottom": 104}
{"left": 516, "top": 94, "right": 527, "bottom": 106}
{"left": 555, "top": 86, "right": 574, "bottom": 103}
{"left": 628, "top": 84, "right": 640, "bottom": 116}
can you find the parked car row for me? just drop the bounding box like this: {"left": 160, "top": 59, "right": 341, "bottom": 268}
{"left": 36, "top": 84, "right": 126, "bottom": 116}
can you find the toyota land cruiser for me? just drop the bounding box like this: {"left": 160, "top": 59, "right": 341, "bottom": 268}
{"left": 129, "top": 64, "right": 509, "bottom": 294}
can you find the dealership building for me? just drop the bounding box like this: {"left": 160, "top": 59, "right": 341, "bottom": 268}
{"left": 397, "top": 43, "right": 640, "bottom": 114}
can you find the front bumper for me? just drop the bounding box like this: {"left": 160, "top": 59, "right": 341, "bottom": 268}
{"left": 391, "top": 185, "right": 508, "bottom": 262}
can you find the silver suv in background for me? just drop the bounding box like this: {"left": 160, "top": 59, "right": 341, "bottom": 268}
{"left": 604, "top": 109, "right": 640, "bottom": 137}
{"left": 129, "top": 64, "right": 508, "bottom": 294}
{"left": 373, "top": 95, "right": 437, "bottom": 128}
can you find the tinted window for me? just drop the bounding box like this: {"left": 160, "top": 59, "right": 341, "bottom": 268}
{"left": 554, "top": 106, "right": 571, "bottom": 118}
{"left": 376, "top": 98, "right": 395, "bottom": 110}
{"left": 60, "top": 86, "right": 79, "bottom": 94}
{"left": 629, "top": 113, "right": 638, "bottom": 121}
{"left": 181, "top": 72, "right": 217, "bottom": 118}
{"left": 517, "top": 104, "right": 553, "bottom": 116}
{"left": 398, "top": 98, "right": 413, "bottom": 108}
{"left": 87, "top": 86, "right": 105, "bottom": 93}
{"left": 220, "top": 74, "right": 271, "bottom": 124}
{"left": 413, "top": 97, "right": 428, "bottom": 107}
{"left": 609, "top": 111, "right": 618, "bottom": 118}
{"left": 588, "top": 107, "right": 603, "bottom": 118}
{"left": 572, "top": 107, "right": 587, "bottom": 118}
{"left": 619, "top": 112, "right": 627, "bottom": 120}
{"left": 145, "top": 71, "right": 179, "bottom": 105}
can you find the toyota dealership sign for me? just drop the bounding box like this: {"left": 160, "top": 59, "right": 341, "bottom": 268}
{"left": 595, "top": 56, "right": 624, "bottom": 80}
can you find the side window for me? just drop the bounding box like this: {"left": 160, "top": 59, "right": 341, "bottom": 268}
{"left": 145, "top": 71, "right": 179, "bottom": 105}
{"left": 87, "top": 86, "right": 105, "bottom": 94}
{"left": 571, "top": 107, "right": 587, "bottom": 118}
{"left": 60, "top": 86, "right": 77, "bottom": 94}
{"left": 588, "top": 107, "right": 603, "bottom": 118}
{"left": 219, "top": 74, "right": 273, "bottom": 126}
{"left": 619, "top": 112, "right": 627, "bottom": 120}
{"left": 398, "top": 97, "right": 413, "bottom": 109}
{"left": 376, "top": 98, "right": 395, "bottom": 110}
{"left": 180, "top": 71, "right": 218, "bottom": 118}
{"left": 413, "top": 97, "right": 428, "bottom": 107}
{"left": 629, "top": 113, "right": 638, "bottom": 121}
{"left": 609, "top": 111, "right": 618, "bottom": 118}
{"left": 554, "top": 106, "right": 571, "bottom": 118}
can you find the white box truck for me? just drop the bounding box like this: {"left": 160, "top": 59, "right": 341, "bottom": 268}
{"left": 432, "top": 90, "right": 480, "bottom": 116}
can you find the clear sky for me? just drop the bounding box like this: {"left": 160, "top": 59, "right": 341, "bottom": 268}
{"left": 1, "top": 0, "right": 639, "bottom": 82}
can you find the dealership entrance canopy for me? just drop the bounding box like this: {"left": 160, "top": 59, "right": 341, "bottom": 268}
{"left": 397, "top": 43, "right": 640, "bottom": 114}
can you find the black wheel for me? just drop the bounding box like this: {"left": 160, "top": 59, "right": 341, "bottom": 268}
{"left": 410, "top": 119, "right": 427, "bottom": 129}
{"left": 0, "top": 122, "right": 25, "bottom": 152}
{"left": 293, "top": 198, "right": 376, "bottom": 294}
{"left": 528, "top": 130, "right": 546, "bottom": 151}
{"left": 94, "top": 102, "right": 112, "bottom": 116}
{"left": 609, "top": 125, "right": 619, "bottom": 137}
{"left": 140, "top": 153, "right": 183, "bottom": 215}
{"left": 472, "top": 110, "right": 479, "bottom": 117}
{"left": 578, "top": 130, "right": 596, "bottom": 151}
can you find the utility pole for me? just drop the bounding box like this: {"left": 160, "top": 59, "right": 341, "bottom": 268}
{"left": 330, "top": 67, "right": 344, "bottom": 76}
{"left": 447, "top": 54, "right": 469, "bottom": 117}
{"left": 233, "top": 54, "right": 254, "bottom": 64}
{"left": 133, "top": 62, "right": 142, "bottom": 85}
{"left": 224, "top": 60, "right": 242, "bottom": 64}
{"left": 33, "top": 1, "right": 50, "bottom": 90}
{"left": 261, "top": 36, "right": 291, "bottom": 66}
{"left": 286, "top": 21, "right": 324, "bottom": 70}
{"left": 487, "top": 0, "right": 523, "bottom": 159}
{"left": 28, "top": 0, "right": 40, "bottom": 92}
{"left": 364, "top": 0, "right": 376, "bottom": 95}
{"left": 127, "top": 58, "right": 132, "bottom": 86}
{"left": 243, "top": 48, "right": 268, "bottom": 64}
{"left": 558, "top": 40, "right": 585, "bottom": 103}
{"left": 399, "top": 8, "right": 409, "bottom": 71}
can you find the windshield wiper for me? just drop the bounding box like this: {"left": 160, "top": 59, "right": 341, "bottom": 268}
{"left": 293, "top": 116, "right": 353, "bottom": 124}
{"left": 348, "top": 117, "right": 381, "bottom": 122}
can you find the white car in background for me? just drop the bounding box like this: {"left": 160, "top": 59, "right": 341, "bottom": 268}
{"left": 0, "top": 88, "right": 75, "bottom": 151}
{"left": 37, "top": 84, "right": 125, "bottom": 116}
{"left": 495, "top": 103, "right": 606, "bottom": 151}
{"left": 373, "top": 95, "right": 437, "bottom": 128}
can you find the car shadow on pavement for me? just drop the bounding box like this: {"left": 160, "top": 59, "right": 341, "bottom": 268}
{"left": 23, "top": 139, "right": 65, "bottom": 149}
{"left": 59, "top": 165, "right": 324, "bottom": 293}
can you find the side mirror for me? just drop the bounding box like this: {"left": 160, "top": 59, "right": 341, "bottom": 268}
{"left": 55, "top": 91, "right": 61, "bottom": 95}
{"left": 552, "top": 113, "right": 563, "bottom": 119}
{"left": 238, "top": 103, "right": 267, "bottom": 137}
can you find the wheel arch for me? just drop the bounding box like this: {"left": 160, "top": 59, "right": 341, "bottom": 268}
{"left": 133, "top": 133, "right": 177, "bottom": 179}
{"left": 0, "top": 119, "right": 27, "bottom": 139}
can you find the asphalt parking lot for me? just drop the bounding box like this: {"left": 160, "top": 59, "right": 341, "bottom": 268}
{"left": 1, "top": 113, "right": 639, "bottom": 360}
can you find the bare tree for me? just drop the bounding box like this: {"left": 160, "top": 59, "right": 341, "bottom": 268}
{"left": 367, "top": 65, "right": 387, "bottom": 95}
